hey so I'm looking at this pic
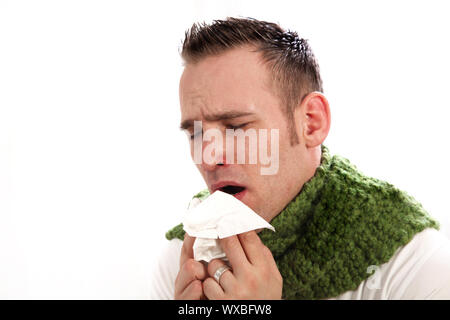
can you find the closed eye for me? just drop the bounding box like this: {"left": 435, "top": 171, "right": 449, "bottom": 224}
{"left": 188, "top": 123, "right": 250, "bottom": 140}
{"left": 226, "top": 123, "right": 249, "bottom": 130}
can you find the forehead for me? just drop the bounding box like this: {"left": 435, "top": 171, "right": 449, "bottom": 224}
{"left": 179, "top": 47, "right": 276, "bottom": 120}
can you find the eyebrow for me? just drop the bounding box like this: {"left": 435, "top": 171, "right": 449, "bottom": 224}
{"left": 179, "top": 111, "right": 255, "bottom": 130}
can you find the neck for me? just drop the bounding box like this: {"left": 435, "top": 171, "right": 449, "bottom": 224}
{"left": 268, "top": 145, "right": 322, "bottom": 222}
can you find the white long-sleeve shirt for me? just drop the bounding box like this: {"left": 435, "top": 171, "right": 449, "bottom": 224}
{"left": 149, "top": 227, "right": 450, "bottom": 299}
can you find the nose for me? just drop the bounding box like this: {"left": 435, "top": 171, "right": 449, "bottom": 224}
{"left": 200, "top": 138, "right": 229, "bottom": 172}
{"left": 201, "top": 160, "right": 226, "bottom": 172}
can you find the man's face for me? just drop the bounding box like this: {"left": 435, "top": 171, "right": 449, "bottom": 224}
{"left": 179, "top": 46, "right": 312, "bottom": 222}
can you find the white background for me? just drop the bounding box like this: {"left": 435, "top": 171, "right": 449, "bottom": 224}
{"left": 1, "top": 0, "right": 449, "bottom": 299}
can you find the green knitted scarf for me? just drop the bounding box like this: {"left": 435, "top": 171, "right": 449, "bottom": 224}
{"left": 166, "top": 145, "right": 439, "bottom": 299}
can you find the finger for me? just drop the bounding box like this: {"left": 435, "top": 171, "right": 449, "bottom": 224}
{"left": 180, "top": 233, "right": 196, "bottom": 268}
{"left": 175, "top": 258, "right": 208, "bottom": 297}
{"left": 237, "top": 231, "right": 266, "bottom": 265}
{"left": 177, "top": 279, "right": 203, "bottom": 300}
{"left": 203, "top": 277, "right": 226, "bottom": 300}
{"left": 219, "top": 235, "right": 250, "bottom": 273}
{"left": 207, "top": 259, "right": 236, "bottom": 292}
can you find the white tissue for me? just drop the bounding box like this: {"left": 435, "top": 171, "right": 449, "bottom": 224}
{"left": 182, "top": 190, "right": 275, "bottom": 262}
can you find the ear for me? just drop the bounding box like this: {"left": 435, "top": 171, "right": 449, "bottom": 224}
{"left": 296, "top": 92, "right": 331, "bottom": 148}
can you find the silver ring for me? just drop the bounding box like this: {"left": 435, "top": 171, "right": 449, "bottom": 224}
{"left": 213, "top": 265, "right": 231, "bottom": 284}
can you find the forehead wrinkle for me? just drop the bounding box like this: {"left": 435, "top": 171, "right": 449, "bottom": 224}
{"left": 180, "top": 89, "right": 210, "bottom": 131}
{"left": 203, "top": 110, "right": 255, "bottom": 122}
{"left": 181, "top": 91, "right": 207, "bottom": 119}
{"left": 186, "top": 92, "right": 208, "bottom": 110}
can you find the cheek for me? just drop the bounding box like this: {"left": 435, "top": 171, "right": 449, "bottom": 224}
{"left": 274, "top": 125, "right": 293, "bottom": 160}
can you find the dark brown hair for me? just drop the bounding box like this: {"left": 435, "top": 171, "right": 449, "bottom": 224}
{"left": 180, "top": 17, "right": 323, "bottom": 145}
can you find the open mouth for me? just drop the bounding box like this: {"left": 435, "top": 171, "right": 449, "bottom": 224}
{"left": 219, "top": 185, "right": 246, "bottom": 195}
{"left": 211, "top": 182, "right": 248, "bottom": 201}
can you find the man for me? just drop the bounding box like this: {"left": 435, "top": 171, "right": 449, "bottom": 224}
{"left": 150, "top": 17, "right": 450, "bottom": 300}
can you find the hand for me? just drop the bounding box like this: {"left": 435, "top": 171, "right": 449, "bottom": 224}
{"left": 203, "top": 230, "right": 283, "bottom": 300}
{"left": 174, "top": 234, "right": 208, "bottom": 300}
